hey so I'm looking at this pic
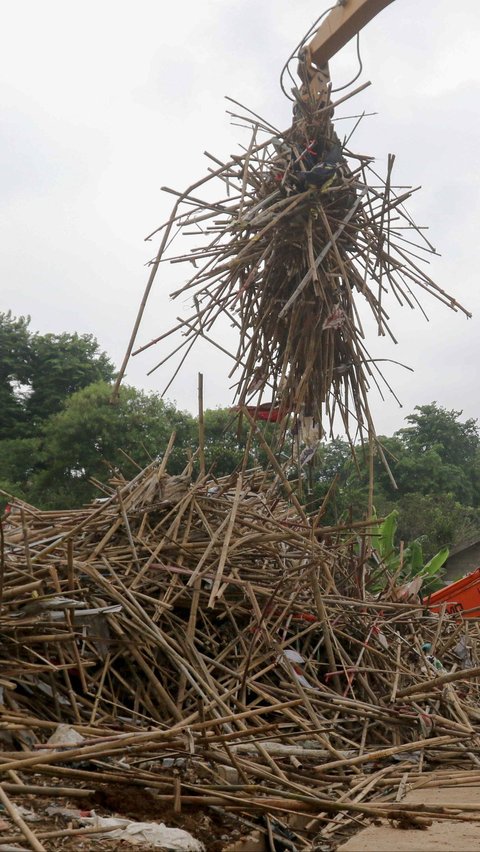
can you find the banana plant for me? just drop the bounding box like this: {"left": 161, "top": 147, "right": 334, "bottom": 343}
{"left": 369, "top": 510, "right": 448, "bottom": 594}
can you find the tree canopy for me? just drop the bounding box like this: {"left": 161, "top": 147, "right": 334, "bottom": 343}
{"left": 0, "top": 311, "right": 114, "bottom": 440}
{"left": 391, "top": 404, "right": 480, "bottom": 506}
{"left": 0, "top": 312, "right": 31, "bottom": 439}
{"left": 27, "top": 381, "right": 195, "bottom": 507}
{"left": 25, "top": 331, "right": 114, "bottom": 428}
{"left": 309, "top": 403, "right": 480, "bottom": 557}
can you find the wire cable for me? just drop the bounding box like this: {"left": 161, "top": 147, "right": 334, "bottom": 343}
{"left": 279, "top": 6, "right": 335, "bottom": 102}
{"left": 280, "top": 6, "right": 365, "bottom": 101}
{"left": 331, "top": 32, "right": 363, "bottom": 93}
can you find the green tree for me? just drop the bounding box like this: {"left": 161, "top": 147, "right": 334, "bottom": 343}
{"left": 310, "top": 438, "right": 370, "bottom": 522}
{"left": 27, "top": 382, "right": 196, "bottom": 508}
{"left": 306, "top": 405, "right": 480, "bottom": 557}
{"left": 202, "top": 408, "right": 248, "bottom": 475}
{"left": 25, "top": 331, "right": 114, "bottom": 427}
{"left": 0, "top": 312, "right": 115, "bottom": 438}
{"left": 392, "top": 403, "right": 480, "bottom": 505}
{"left": 202, "top": 408, "right": 277, "bottom": 477}
{"left": 365, "top": 406, "right": 480, "bottom": 556}
{"left": 0, "top": 437, "right": 42, "bottom": 500}
{"left": 393, "top": 493, "right": 480, "bottom": 560}
{"left": 0, "top": 311, "right": 31, "bottom": 439}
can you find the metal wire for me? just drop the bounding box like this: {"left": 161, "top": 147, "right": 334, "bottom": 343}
{"left": 280, "top": 6, "right": 364, "bottom": 102}
{"left": 331, "top": 32, "right": 363, "bottom": 93}
{"left": 279, "top": 6, "right": 335, "bottom": 102}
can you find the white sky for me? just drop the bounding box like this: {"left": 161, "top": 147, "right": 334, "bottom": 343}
{"left": 1, "top": 0, "right": 479, "bottom": 435}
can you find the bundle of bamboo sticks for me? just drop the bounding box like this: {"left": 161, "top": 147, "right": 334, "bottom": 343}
{"left": 2, "top": 460, "right": 480, "bottom": 848}
{"left": 119, "top": 89, "right": 470, "bottom": 442}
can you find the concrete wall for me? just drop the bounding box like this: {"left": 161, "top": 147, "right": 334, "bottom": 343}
{"left": 445, "top": 542, "right": 480, "bottom": 582}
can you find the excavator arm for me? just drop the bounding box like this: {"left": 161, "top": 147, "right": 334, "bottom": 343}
{"left": 298, "top": 0, "right": 396, "bottom": 106}
{"left": 308, "top": 0, "right": 395, "bottom": 69}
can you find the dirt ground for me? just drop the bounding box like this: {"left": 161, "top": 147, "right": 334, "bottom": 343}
{"left": 3, "top": 777, "right": 480, "bottom": 850}
{"left": 338, "top": 783, "right": 480, "bottom": 851}
{"left": 88, "top": 783, "right": 240, "bottom": 850}
{"left": 0, "top": 782, "right": 244, "bottom": 851}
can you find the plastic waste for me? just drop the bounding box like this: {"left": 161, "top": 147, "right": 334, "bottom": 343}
{"left": 47, "top": 724, "right": 85, "bottom": 747}
{"left": 81, "top": 814, "right": 205, "bottom": 850}
{"left": 421, "top": 642, "right": 445, "bottom": 671}
{"left": 282, "top": 649, "right": 315, "bottom": 689}
{"left": 453, "top": 635, "right": 473, "bottom": 669}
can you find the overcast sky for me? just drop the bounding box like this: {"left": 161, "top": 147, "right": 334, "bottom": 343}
{"left": 2, "top": 0, "right": 479, "bottom": 435}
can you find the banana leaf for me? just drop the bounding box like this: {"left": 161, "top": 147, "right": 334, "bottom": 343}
{"left": 423, "top": 546, "right": 449, "bottom": 577}
{"left": 403, "top": 540, "right": 424, "bottom": 576}
{"left": 372, "top": 509, "right": 398, "bottom": 563}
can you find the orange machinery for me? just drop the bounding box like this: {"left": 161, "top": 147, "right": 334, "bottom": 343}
{"left": 424, "top": 569, "right": 480, "bottom": 619}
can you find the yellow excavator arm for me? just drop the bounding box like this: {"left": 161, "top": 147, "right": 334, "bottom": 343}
{"left": 307, "top": 0, "right": 395, "bottom": 69}
{"left": 298, "top": 0, "right": 396, "bottom": 106}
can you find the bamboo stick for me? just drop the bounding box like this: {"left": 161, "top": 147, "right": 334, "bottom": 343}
{"left": 0, "top": 785, "right": 46, "bottom": 852}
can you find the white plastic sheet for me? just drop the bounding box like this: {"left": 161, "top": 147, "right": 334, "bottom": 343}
{"left": 82, "top": 814, "right": 205, "bottom": 851}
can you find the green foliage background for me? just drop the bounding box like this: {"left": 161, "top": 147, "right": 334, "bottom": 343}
{"left": 311, "top": 404, "right": 480, "bottom": 558}
{"left": 1, "top": 312, "right": 479, "bottom": 560}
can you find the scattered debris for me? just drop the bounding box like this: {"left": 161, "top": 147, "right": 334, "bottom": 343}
{"left": 1, "top": 462, "right": 480, "bottom": 849}
{"left": 0, "top": 9, "right": 476, "bottom": 848}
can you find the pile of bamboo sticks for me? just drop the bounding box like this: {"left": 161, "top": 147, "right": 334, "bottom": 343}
{"left": 2, "top": 459, "right": 480, "bottom": 848}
